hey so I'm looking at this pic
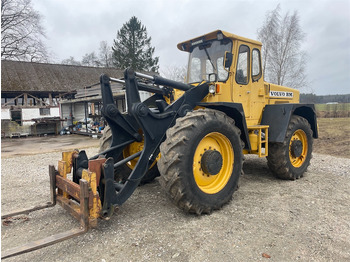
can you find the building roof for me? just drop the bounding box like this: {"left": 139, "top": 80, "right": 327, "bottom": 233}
{"left": 1, "top": 60, "right": 124, "bottom": 93}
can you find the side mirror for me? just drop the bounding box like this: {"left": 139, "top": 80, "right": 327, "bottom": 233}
{"left": 224, "top": 51, "right": 233, "bottom": 69}
{"left": 208, "top": 73, "right": 217, "bottom": 82}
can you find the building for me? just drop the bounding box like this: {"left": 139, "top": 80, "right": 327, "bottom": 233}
{"left": 1, "top": 60, "right": 125, "bottom": 137}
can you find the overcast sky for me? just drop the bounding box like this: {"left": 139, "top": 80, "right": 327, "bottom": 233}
{"left": 33, "top": 0, "right": 350, "bottom": 95}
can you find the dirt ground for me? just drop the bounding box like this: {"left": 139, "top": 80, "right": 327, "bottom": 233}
{"left": 1, "top": 134, "right": 101, "bottom": 158}
{"left": 313, "top": 118, "right": 350, "bottom": 158}
{"left": 1, "top": 122, "right": 350, "bottom": 261}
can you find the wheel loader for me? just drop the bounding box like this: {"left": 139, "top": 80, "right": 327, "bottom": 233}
{"left": 1, "top": 30, "right": 318, "bottom": 258}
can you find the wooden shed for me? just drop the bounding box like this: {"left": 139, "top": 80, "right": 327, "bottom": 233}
{"left": 1, "top": 60, "right": 124, "bottom": 137}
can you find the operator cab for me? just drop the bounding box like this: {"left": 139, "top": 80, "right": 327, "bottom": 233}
{"left": 177, "top": 30, "right": 261, "bottom": 86}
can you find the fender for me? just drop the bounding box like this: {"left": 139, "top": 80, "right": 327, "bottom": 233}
{"left": 261, "top": 104, "right": 318, "bottom": 143}
{"left": 197, "top": 102, "right": 251, "bottom": 150}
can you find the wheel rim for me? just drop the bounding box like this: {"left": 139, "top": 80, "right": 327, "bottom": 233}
{"left": 123, "top": 141, "right": 144, "bottom": 169}
{"left": 193, "top": 132, "right": 234, "bottom": 194}
{"left": 289, "top": 129, "right": 308, "bottom": 168}
{"left": 123, "top": 141, "right": 159, "bottom": 170}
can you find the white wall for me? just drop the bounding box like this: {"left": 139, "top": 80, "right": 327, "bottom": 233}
{"left": 60, "top": 103, "right": 91, "bottom": 127}
{"left": 51, "top": 107, "right": 60, "bottom": 117}
{"left": 1, "top": 108, "right": 10, "bottom": 120}
{"left": 139, "top": 91, "right": 151, "bottom": 102}
{"left": 73, "top": 103, "right": 86, "bottom": 122}
{"left": 22, "top": 107, "right": 60, "bottom": 126}
{"left": 125, "top": 91, "right": 151, "bottom": 112}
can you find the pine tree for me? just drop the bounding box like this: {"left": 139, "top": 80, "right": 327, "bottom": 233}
{"left": 112, "top": 16, "right": 159, "bottom": 72}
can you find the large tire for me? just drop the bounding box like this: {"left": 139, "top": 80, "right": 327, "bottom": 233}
{"left": 158, "top": 109, "right": 244, "bottom": 215}
{"left": 99, "top": 125, "right": 160, "bottom": 184}
{"left": 267, "top": 115, "right": 313, "bottom": 180}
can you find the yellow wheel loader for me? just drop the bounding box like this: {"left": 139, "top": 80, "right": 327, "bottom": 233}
{"left": 2, "top": 30, "right": 317, "bottom": 258}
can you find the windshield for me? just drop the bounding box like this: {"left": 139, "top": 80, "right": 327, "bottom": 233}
{"left": 187, "top": 39, "right": 232, "bottom": 83}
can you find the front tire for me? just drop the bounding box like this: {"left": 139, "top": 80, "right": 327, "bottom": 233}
{"left": 99, "top": 125, "right": 160, "bottom": 184}
{"left": 267, "top": 115, "right": 313, "bottom": 180}
{"left": 158, "top": 109, "right": 244, "bottom": 214}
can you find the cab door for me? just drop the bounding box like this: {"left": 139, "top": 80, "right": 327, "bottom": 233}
{"left": 234, "top": 42, "right": 265, "bottom": 126}
{"left": 249, "top": 48, "right": 265, "bottom": 125}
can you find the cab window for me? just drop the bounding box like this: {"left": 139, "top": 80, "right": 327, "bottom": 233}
{"left": 252, "top": 49, "right": 262, "bottom": 81}
{"left": 189, "top": 57, "right": 201, "bottom": 83}
{"left": 236, "top": 45, "right": 250, "bottom": 85}
{"left": 187, "top": 39, "right": 232, "bottom": 83}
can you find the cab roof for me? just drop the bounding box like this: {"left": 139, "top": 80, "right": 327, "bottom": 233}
{"left": 177, "top": 30, "right": 262, "bottom": 52}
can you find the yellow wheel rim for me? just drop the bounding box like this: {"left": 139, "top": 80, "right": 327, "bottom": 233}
{"left": 123, "top": 141, "right": 144, "bottom": 169}
{"left": 289, "top": 129, "right": 308, "bottom": 168}
{"left": 123, "top": 140, "right": 159, "bottom": 170}
{"left": 193, "top": 132, "right": 234, "bottom": 194}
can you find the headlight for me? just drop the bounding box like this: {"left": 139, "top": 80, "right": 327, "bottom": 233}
{"left": 209, "top": 85, "right": 216, "bottom": 94}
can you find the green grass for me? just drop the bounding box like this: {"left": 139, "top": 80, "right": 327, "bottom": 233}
{"left": 316, "top": 103, "right": 350, "bottom": 118}
{"left": 316, "top": 103, "right": 350, "bottom": 111}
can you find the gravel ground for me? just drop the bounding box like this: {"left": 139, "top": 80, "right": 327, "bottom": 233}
{"left": 1, "top": 147, "right": 350, "bottom": 262}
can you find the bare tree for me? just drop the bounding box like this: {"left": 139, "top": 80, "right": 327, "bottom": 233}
{"left": 61, "top": 56, "right": 81, "bottom": 66}
{"left": 81, "top": 52, "right": 101, "bottom": 67}
{"left": 98, "top": 41, "right": 113, "bottom": 67}
{"left": 257, "top": 5, "right": 307, "bottom": 89}
{"left": 160, "top": 64, "right": 187, "bottom": 82}
{"left": 61, "top": 42, "right": 112, "bottom": 67}
{"left": 1, "top": 0, "right": 49, "bottom": 62}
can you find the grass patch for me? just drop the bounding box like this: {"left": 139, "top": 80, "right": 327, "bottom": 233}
{"left": 316, "top": 103, "right": 350, "bottom": 118}
{"left": 316, "top": 103, "right": 350, "bottom": 111}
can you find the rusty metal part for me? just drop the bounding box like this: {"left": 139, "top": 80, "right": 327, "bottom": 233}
{"left": 62, "top": 150, "right": 78, "bottom": 173}
{"left": 1, "top": 177, "right": 89, "bottom": 259}
{"left": 88, "top": 158, "right": 106, "bottom": 186}
{"left": 1, "top": 166, "right": 57, "bottom": 221}
{"left": 1, "top": 227, "right": 86, "bottom": 259}
{"left": 81, "top": 169, "right": 101, "bottom": 227}
{"left": 1, "top": 151, "right": 104, "bottom": 259}
{"left": 1, "top": 203, "right": 54, "bottom": 220}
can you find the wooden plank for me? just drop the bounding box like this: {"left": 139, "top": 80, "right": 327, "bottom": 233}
{"left": 75, "top": 85, "right": 124, "bottom": 98}
{"left": 79, "top": 180, "right": 90, "bottom": 229}
{"left": 56, "top": 175, "right": 94, "bottom": 207}
{"left": 56, "top": 196, "right": 81, "bottom": 221}
{"left": 56, "top": 175, "right": 80, "bottom": 201}
{"left": 49, "top": 165, "right": 57, "bottom": 205}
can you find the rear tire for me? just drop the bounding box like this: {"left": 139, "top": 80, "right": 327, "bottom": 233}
{"left": 158, "top": 109, "right": 244, "bottom": 214}
{"left": 267, "top": 115, "right": 313, "bottom": 180}
{"left": 99, "top": 125, "right": 160, "bottom": 184}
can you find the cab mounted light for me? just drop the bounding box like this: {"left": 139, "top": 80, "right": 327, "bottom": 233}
{"left": 191, "top": 38, "right": 204, "bottom": 46}
{"left": 217, "top": 32, "right": 224, "bottom": 40}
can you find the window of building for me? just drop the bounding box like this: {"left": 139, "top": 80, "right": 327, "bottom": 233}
{"left": 10, "top": 109, "right": 22, "bottom": 125}
{"left": 40, "top": 108, "right": 50, "bottom": 116}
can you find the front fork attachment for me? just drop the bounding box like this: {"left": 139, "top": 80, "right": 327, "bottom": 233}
{"left": 99, "top": 69, "right": 210, "bottom": 217}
